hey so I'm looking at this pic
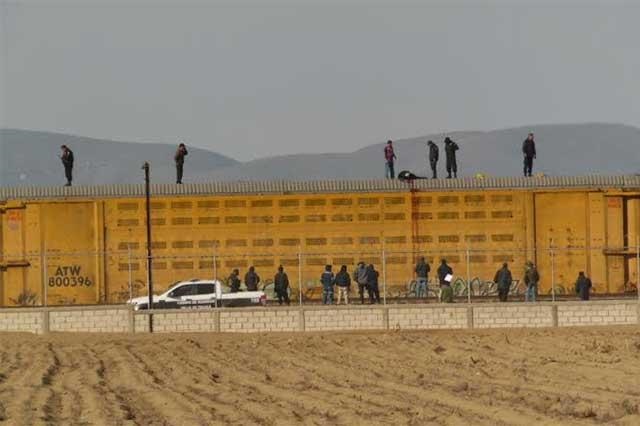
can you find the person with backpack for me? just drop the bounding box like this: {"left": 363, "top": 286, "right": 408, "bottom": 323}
{"left": 320, "top": 265, "right": 335, "bottom": 305}
{"left": 354, "top": 262, "right": 369, "bottom": 304}
{"left": 174, "top": 142, "right": 188, "bottom": 184}
{"left": 366, "top": 264, "right": 381, "bottom": 304}
{"left": 334, "top": 265, "right": 352, "bottom": 305}
{"left": 524, "top": 261, "right": 540, "bottom": 302}
{"left": 522, "top": 133, "right": 536, "bottom": 177}
{"left": 494, "top": 263, "right": 513, "bottom": 302}
{"left": 444, "top": 137, "right": 459, "bottom": 179}
{"left": 244, "top": 266, "right": 260, "bottom": 291}
{"left": 60, "top": 145, "right": 74, "bottom": 186}
{"left": 274, "top": 265, "right": 290, "bottom": 306}
{"left": 427, "top": 140, "right": 439, "bottom": 179}
{"left": 575, "top": 271, "right": 592, "bottom": 301}
{"left": 415, "top": 257, "right": 431, "bottom": 299}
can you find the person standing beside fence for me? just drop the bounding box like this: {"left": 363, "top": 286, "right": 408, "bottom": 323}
{"left": 245, "top": 266, "right": 260, "bottom": 291}
{"left": 437, "top": 259, "right": 453, "bottom": 302}
{"left": 524, "top": 261, "right": 540, "bottom": 302}
{"left": 274, "top": 265, "right": 290, "bottom": 306}
{"left": 321, "top": 265, "right": 335, "bottom": 305}
{"left": 575, "top": 271, "right": 592, "bottom": 301}
{"left": 367, "top": 264, "right": 381, "bottom": 304}
{"left": 335, "top": 265, "right": 351, "bottom": 305}
{"left": 228, "top": 269, "right": 241, "bottom": 292}
{"left": 494, "top": 263, "right": 513, "bottom": 302}
{"left": 415, "top": 256, "right": 431, "bottom": 300}
{"left": 354, "top": 262, "right": 369, "bottom": 304}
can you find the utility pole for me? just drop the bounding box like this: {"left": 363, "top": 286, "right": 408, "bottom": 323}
{"left": 142, "top": 162, "right": 154, "bottom": 332}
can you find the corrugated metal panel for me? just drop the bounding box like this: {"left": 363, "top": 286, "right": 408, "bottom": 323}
{"left": 1, "top": 175, "right": 639, "bottom": 201}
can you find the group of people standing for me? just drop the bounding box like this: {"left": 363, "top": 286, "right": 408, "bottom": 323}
{"left": 415, "top": 258, "right": 593, "bottom": 302}
{"left": 219, "top": 259, "right": 593, "bottom": 306}
{"left": 384, "top": 132, "right": 538, "bottom": 180}
{"left": 227, "top": 265, "right": 292, "bottom": 306}
{"left": 320, "top": 262, "right": 381, "bottom": 305}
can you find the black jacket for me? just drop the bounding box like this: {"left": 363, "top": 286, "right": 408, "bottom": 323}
{"left": 437, "top": 263, "right": 453, "bottom": 283}
{"left": 244, "top": 271, "right": 260, "bottom": 291}
{"left": 415, "top": 260, "right": 430, "bottom": 278}
{"left": 175, "top": 147, "right": 188, "bottom": 164}
{"left": 494, "top": 267, "right": 513, "bottom": 290}
{"left": 522, "top": 139, "right": 536, "bottom": 157}
{"left": 366, "top": 267, "right": 379, "bottom": 288}
{"left": 575, "top": 275, "right": 592, "bottom": 300}
{"left": 445, "top": 141, "right": 459, "bottom": 161}
{"left": 274, "top": 272, "right": 289, "bottom": 293}
{"left": 228, "top": 274, "right": 241, "bottom": 292}
{"left": 335, "top": 271, "right": 351, "bottom": 288}
{"left": 428, "top": 144, "right": 439, "bottom": 162}
{"left": 61, "top": 149, "right": 74, "bottom": 167}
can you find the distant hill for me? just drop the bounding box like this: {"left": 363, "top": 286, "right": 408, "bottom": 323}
{"left": 1, "top": 123, "right": 639, "bottom": 186}
{"left": 0, "top": 129, "right": 239, "bottom": 186}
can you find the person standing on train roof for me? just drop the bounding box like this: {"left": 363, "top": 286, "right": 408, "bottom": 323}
{"left": 60, "top": 145, "right": 74, "bottom": 187}
{"left": 384, "top": 140, "right": 397, "bottom": 179}
{"left": 522, "top": 133, "right": 536, "bottom": 177}
{"left": 444, "top": 137, "right": 459, "bottom": 179}
{"left": 427, "top": 140, "right": 439, "bottom": 179}
{"left": 174, "top": 142, "right": 188, "bottom": 184}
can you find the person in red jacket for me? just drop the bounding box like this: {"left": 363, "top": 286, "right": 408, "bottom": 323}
{"left": 384, "top": 140, "right": 397, "bottom": 179}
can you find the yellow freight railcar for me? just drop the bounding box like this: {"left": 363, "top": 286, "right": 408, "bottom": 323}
{"left": 1, "top": 176, "right": 638, "bottom": 306}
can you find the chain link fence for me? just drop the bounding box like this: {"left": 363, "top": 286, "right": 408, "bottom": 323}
{"left": 1, "top": 244, "right": 640, "bottom": 307}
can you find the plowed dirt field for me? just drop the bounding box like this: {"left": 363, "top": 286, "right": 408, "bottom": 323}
{"left": 0, "top": 326, "right": 639, "bottom": 425}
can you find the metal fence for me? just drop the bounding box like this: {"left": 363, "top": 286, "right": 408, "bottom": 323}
{"left": 2, "top": 244, "right": 640, "bottom": 307}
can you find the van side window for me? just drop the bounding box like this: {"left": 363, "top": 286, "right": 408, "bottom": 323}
{"left": 198, "top": 283, "right": 216, "bottom": 295}
{"left": 170, "top": 284, "right": 196, "bottom": 297}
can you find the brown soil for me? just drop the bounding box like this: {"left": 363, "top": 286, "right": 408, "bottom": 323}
{"left": 0, "top": 326, "right": 639, "bottom": 425}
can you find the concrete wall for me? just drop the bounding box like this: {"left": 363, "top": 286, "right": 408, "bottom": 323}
{"left": 0, "top": 300, "right": 637, "bottom": 334}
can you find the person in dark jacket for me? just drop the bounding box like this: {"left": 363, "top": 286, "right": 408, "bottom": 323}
{"left": 437, "top": 259, "right": 453, "bottom": 286}
{"left": 174, "top": 142, "right": 188, "bottom": 184}
{"left": 244, "top": 266, "right": 260, "bottom": 291}
{"left": 494, "top": 263, "right": 513, "bottom": 302}
{"left": 334, "top": 265, "right": 351, "bottom": 305}
{"left": 415, "top": 257, "right": 431, "bottom": 299}
{"left": 522, "top": 133, "right": 536, "bottom": 177}
{"left": 60, "top": 145, "right": 74, "bottom": 186}
{"left": 524, "top": 261, "right": 540, "bottom": 302}
{"left": 384, "top": 140, "right": 397, "bottom": 179}
{"left": 354, "top": 262, "right": 369, "bottom": 304}
{"left": 320, "top": 265, "right": 335, "bottom": 305}
{"left": 437, "top": 259, "right": 454, "bottom": 302}
{"left": 427, "top": 140, "right": 439, "bottom": 179}
{"left": 228, "top": 269, "right": 241, "bottom": 293}
{"left": 444, "top": 137, "right": 459, "bottom": 178}
{"left": 274, "top": 265, "right": 290, "bottom": 306}
{"left": 366, "top": 264, "right": 381, "bottom": 304}
{"left": 575, "top": 271, "right": 592, "bottom": 301}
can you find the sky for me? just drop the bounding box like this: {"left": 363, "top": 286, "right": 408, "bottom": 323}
{"left": 1, "top": 0, "right": 639, "bottom": 161}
